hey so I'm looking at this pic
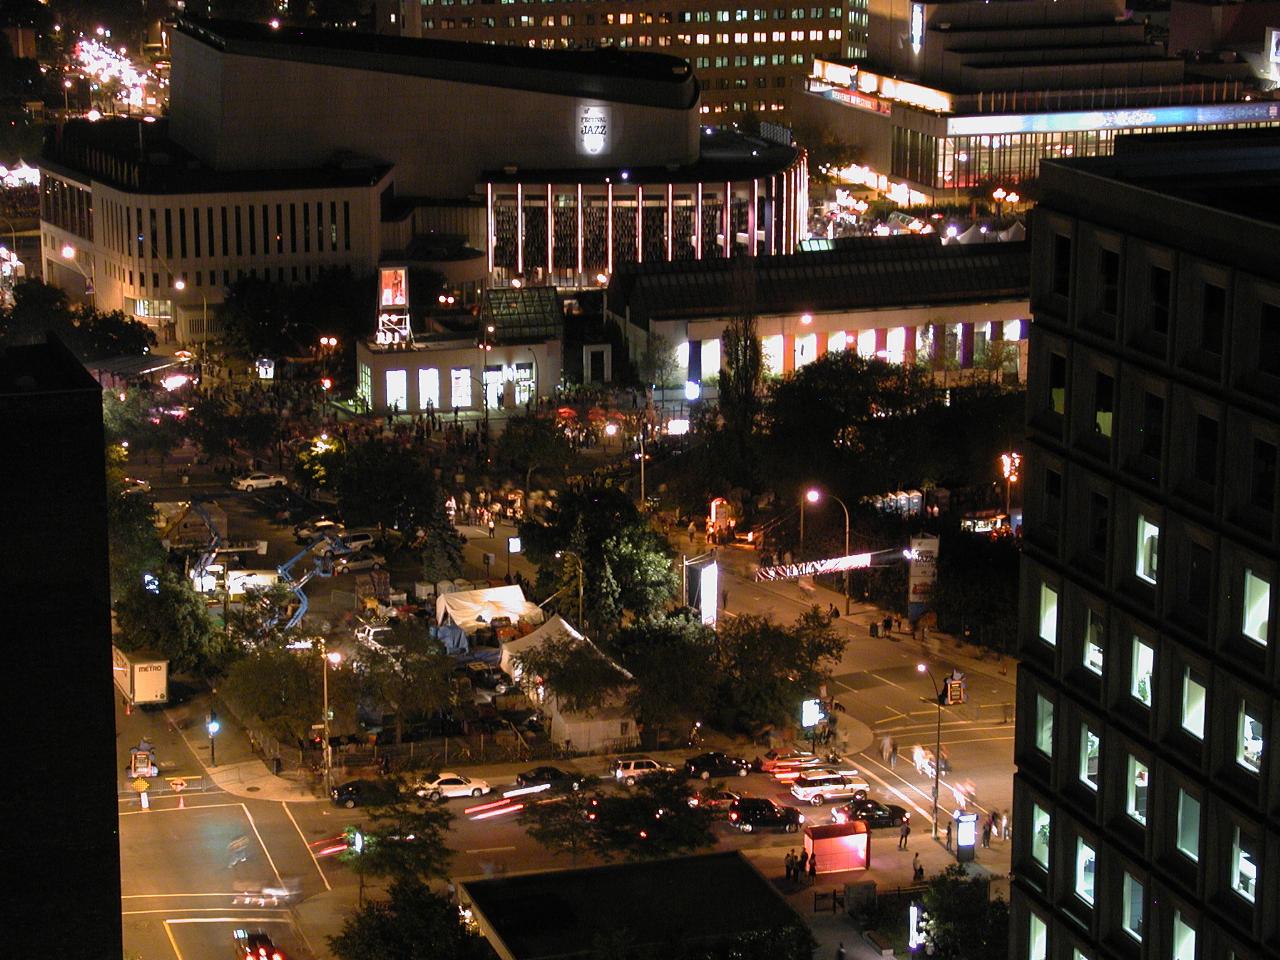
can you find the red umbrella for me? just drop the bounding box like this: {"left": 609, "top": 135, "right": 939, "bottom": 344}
{"left": 556, "top": 406, "right": 577, "bottom": 419}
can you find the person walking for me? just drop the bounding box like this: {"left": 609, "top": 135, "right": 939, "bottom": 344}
{"left": 807, "top": 852, "right": 817, "bottom": 883}
{"left": 912, "top": 853, "right": 923, "bottom": 881}
{"left": 945, "top": 821, "right": 953, "bottom": 852}
{"left": 798, "top": 848, "right": 809, "bottom": 879}
{"left": 784, "top": 850, "right": 795, "bottom": 883}
{"left": 1002, "top": 808, "right": 1011, "bottom": 841}
{"left": 981, "top": 819, "right": 992, "bottom": 849}
{"left": 898, "top": 820, "right": 911, "bottom": 850}
{"left": 688, "top": 521, "right": 697, "bottom": 543}
{"left": 835, "top": 943, "right": 846, "bottom": 960}
{"left": 890, "top": 739, "right": 899, "bottom": 768}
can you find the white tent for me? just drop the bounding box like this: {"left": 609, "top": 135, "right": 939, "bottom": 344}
{"left": 955, "top": 223, "right": 989, "bottom": 245}
{"left": 500, "top": 614, "right": 584, "bottom": 679}
{"left": 999, "top": 220, "right": 1026, "bottom": 242}
{"left": 436, "top": 584, "right": 544, "bottom": 634}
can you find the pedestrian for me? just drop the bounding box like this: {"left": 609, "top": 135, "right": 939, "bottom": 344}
{"left": 721, "top": 588, "right": 729, "bottom": 611}
{"left": 808, "top": 852, "right": 817, "bottom": 882}
{"left": 912, "top": 853, "right": 923, "bottom": 882}
{"left": 688, "top": 521, "right": 697, "bottom": 543}
{"left": 799, "top": 848, "right": 809, "bottom": 878}
{"left": 982, "top": 819, "right": 992, "bottom": 848}
{"left": 945, "top": 821, "right": 952, "bottom": 852}
{"left": 890, "top": 739, "right": 899, "bottom": 768}
{"left": 1002, "top": 809, "right": 1011, "bottom": 841}
{"left": 898, "top": 820, "right": 911, "bottom": 850}
{"left": 835, "top": 942, "right": 846, "bottom": 960}
{"left": 785, "top": 850, "right": 795, "bottom": 882}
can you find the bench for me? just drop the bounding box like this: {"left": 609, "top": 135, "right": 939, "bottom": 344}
{"left": 863, "top": 929, "right": 895, "bottom": 957}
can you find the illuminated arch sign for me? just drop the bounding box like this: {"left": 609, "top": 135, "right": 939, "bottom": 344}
{"left": 946, "top": 100, "right": 1280, "bottom": 137}
{"left": 578, "top": 104, "right": 611, "bottom": 156}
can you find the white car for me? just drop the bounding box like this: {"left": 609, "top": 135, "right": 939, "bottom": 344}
{"left": 121, "top": 477, "right": 152, "bottom": 495}
{"left": 415, "top": 772, "right": 492, "bottom": 801}
{"left": 612, "top": 756, "right": 677, "bottom": 786}
{"left": 789, "top": 769, "right": 871, "bottom": 806}
{"left": 316, "top": 531, "right": 378, "bottom": 555}
{"left": 231, "top": 472, "right": 288, "bottom": 491}
{"left": 333, "top": 550, "right": 386, "bottom": 575}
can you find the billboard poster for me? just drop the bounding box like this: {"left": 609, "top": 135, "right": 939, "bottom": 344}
{"left": 578, "top": 104, "right": 610, "bottom": 156}
{"left": 907, "top": 534, "right": 939, "bottom": 622}
{"left": 1268, "top": 27, "right": 1280, "bottom": 64}
{"left": 379, "top": 267, "right": 408, "bottom": 308}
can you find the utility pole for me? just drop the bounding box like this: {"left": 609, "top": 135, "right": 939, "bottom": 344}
{"left": 918, "top": 664, "right": 944, "bottom": 839}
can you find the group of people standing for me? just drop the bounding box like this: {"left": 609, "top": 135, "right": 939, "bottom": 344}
{"left": 784, "top": 848, "right": 818, "bottom": 884}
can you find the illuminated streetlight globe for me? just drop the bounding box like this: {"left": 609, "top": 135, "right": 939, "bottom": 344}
{"left": 61, "top": 244, "right": 75, "bottom": 259}
{"left": 174, "top": 278, "right": 186, "bottom": 290}
{"left": 805, "top": 489, "right": 821, "bottom": 504}
{"left": 604, "top": 423, "right": 619, "bottom": 437}
{"left": 917, "top": 663, "right": 927, "bottom": 673}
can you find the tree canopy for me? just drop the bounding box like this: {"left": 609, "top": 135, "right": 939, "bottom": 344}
{"left": 515, "top": 633, "right": 630, "bottom": 716}
{"left": 919, "top": 864, "right": 1009, "bottom": 959}
{"left": 0, "top": 279, "right": 155, "bottom": 359}
{"left": 338, "top": 790, "right": 455, "bottom": 886}
{"left": 492, "top": 413, "right": 574, "bottom": 489}
{"left": 329, "top": 879, "right": 489, "bottom": 960}
{"left": 114, "top": 567, "right": 226, "bottom": 675}
{"left": 356, "top": 620, "right": 455, "bottom": 744}
{"left": 609, "top": 614, "right": 717, "bottom": 740}
{"left": 220, "top": 644, "right": 361, "bottom": 744}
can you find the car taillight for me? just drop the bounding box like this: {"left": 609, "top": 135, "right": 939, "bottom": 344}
{"left": 729, "top": 812, "right": 738, "bottom": 821}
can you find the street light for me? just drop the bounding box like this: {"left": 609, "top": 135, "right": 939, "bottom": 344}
{"left": 60, "top": 243, "right": 96, "bottom": 307}
{"left": 1000, "top": 451, "right": 1021, "bottom": 519}
{"left": 799, "top": 488, "right": 819, "bottom": 554}
{"left": 806, "top": 488, "right": 852, "bottom": 614}
{"left": 206, "top": 711, "right": 221, "bottom": 767}
{"left": 917, "top": 663, "right": 943, "bottom": 839}
{"left": 554, "top": 549, "right": 585, "bottom": 629}
{"left": 322, "top": 647, "right": 342, "bottom": 793}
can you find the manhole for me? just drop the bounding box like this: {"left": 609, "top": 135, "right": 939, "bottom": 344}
{"left": 246, "top": 786, "right": 261, "bottom": 792}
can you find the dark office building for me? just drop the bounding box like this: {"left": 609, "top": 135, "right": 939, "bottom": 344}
{"left": 0, "top": 336, "right": 122, "bottom": 957}
{"left": 1011, "top": 135, "right": 1280, "bottom": 960}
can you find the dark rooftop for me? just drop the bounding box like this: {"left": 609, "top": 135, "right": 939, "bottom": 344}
{"left": 459, "top": 852, "right": 802, "bottom": 960}
{"left": 608, "top": 236, "right": 1030, "bottom": 329}
{"left": 0, "top": 336, "right": 102, "bottom": 398}
{"left": 178, "top": 17, "right": 699, "bottom": 110}
{"left": 484, "top": 127, "right": 798, "bottom": 186}
{"left": 41, "top": 118, "right": 391, "bottom": 196}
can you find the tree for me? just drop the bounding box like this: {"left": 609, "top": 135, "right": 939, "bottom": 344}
{"left": 220, "top": 644, "right": 360, "bottom": 745}
{"left": 335, "top": 440, "right": 450, "bottom": 535}
{"left": 610, "top": 614, "right": 717, "bottom": 744}
{"left": 104, "top": 442, "right": 167, "bottom": 601}
{"left": 591, "top": 772, "right": 716, "bottom": 861}
{"left": 419, "top": 517, "right": 465, "bottom": 585}
{"left": 518, "top": 775, "right": 603, "bottom": 865}
{"left": 718, "top": 260, "right": 763, "bottom": 446}
{"left": 339, "top": 792, "right": 455, "bottom": 886}
{"left": 492, "top": 413, "right": 574, "bottom": 489}
{"left": 515, "top": 633, "right": 629, "bottom": 715}
{"left": 789, "top": 120, "right": 862, "bottom": 184}
{"left": 114, "top": 567, "right": 225, "bottom": 674}
{"left": 329, "top": 879, "right": 489, "bottom": 960}
{"left": 217, "top": 275, "right": 294, "bottom": 359}
{"left": 224, "top": 585, "right": 304, "bottom": 651}
{"left": 919, "top": 864, "right": 1009, "bottom": 959}
{"left": 357, "top": 620, "right": 454, "bottom": 745}
{"left": 0, "top": 279, "right": 155, "bottom": 359}
{"left": 636, "top": 333, "right": 678, "bottom": 388}
{"left": 713, "top": 609, "right": 846, "bottom": 729}
{"left": 931, "top": 529, "right": 1019, "bottom": 655}
{"left": 184, "top": 393, "right": 240, "bottom": 468}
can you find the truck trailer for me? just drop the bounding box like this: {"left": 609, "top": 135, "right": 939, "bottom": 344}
{"left": 112, "top": 645, "right": 169, "bottom": 707}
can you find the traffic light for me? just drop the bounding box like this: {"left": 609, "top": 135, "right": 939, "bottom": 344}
{"left": 207, "top": 710, "right": 220, "bottom": 736}
{"left": 320, "top": 377, "right": 332, "bottom": 391}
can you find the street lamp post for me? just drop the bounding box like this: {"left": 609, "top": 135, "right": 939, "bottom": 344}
{"left": 60, "top": 243, "right": 96, "bottom": 307}
{"left": 1000, "top": 451, "right": 1021, "bottom": 519}
{"left": 206, "top": 711, "right": 221, "bottom": 767}
{"left": 806, "top": 488, "right": 851, "bottom": 614}
{"left": 917, "top": 663, "right": 943, "bottom": 839}
{"left": 321, "top": 644, "right": 342, "bottom": 794}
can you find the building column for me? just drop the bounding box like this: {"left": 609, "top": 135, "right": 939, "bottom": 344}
{"left": 750, "top": 178, "right": 759, "bottom": 257}
{"left": 782, "top": 333, "right": 795, "bottom": 374}
{"left": 932, "top": 323, "right": 947, "bottom": 365}
{"left": 723, "top": 182, "right": 732, "bottom": 257}
{"left": 486, "top": 182, "right": 495, "bottom": 273}
{"left": 666, "top": 183, "right": 674, "bottom": 262}
{"left": 546, "top": 184, "right": 554, "bottom": 278}
{"left": 516, "top": 182, "right": 524, "bottom": 276}
{"left": 875, "top": 327, "right": 888, "bottom": 357}
{"left": 959, "top": 322, "right": 975, "bottom": 367}
{"left": 636, "top": 185, "right": 644, "bottom": 264}
{"left": 607, "top": 181, "right": 614, "bottom": 275}
{"left": 576, "top": 183, "right": 584, "bottom": 278}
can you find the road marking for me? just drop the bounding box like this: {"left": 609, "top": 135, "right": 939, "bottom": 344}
{"left": 129, "top": 907, "right": 291, "bottom": 916}
{"left": 925, "top": 735, "right": 1015, "bottom": 746}
{"left": 857, "top": 751, "right": 993, "bottom": 818}
{"left": 162, "top": 914, "right": 290, "bottom": 922}
{"left": 283, "top": 801, "right": 332, "bottom": 891}
{"left": 162, "top": 920, "right": 184, "bottom": 960}
{"left": 241, "top": 803, "right": 286, "bottom": 889}
{"left": 122, "top": 893, "right": 243, "bottom": 899}
{"left": 120, "top": 802, "right": 244, "bottom": 815}
{"left": 868, "top": 671, "right": 907, "bottom": 690}
{"left": 464, "top": 845, "right": 516, "bottom": 854}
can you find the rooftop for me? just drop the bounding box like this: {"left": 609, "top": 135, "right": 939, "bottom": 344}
{"left": 458, "top": 851, "right": 802, "bottom": 960}
{"left": 608, "top": 235, "right": 1030, "bottom": 329}
{"left": 178, "top": 17, "right": 698, "bottom": 110}
{"left": 0, "top": 336, "right": 103, "bottom": 398}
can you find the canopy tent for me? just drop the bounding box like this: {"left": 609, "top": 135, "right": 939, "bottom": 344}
{"left": 500, "top": 613, "right": 585, "bottom": 679}
{"left": 436, "top": 584, "right": 544, "bottom": 634}
{"left": 999, "top": 220, "right": 1026, "bottom": 242}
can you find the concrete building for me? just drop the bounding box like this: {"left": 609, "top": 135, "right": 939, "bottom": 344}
{"left": 38, "top": 18, "right": 807, "bottom": 341}
{"left": 0, "top": 336, "right": 122, "bottom": 959}
{"left": 797, "top": 0, "right": 1280, "bottom": 205}
{"left": 1012, "top": 133, "right": 1280, "bottom": 960}
{"left": 377, "top": 0, "right": 868, "bottom": 120}
{"left": 607, "top": 234, "right": 1029, "bottom": 386}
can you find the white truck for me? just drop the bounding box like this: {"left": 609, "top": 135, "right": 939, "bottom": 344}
{"left": 112, "top": 645, "right": 169, "bottom": 707}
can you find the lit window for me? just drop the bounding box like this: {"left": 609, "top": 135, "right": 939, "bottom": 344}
{"left": 1237, "top": 705, "right": 1263, "bottom": 773}
{"left": 1176, "top": 790, "right": 1200, "bottom": 862}
{"left": 417, "top": 367, "right": 439, "bottom": 411}
{"left": 1125, "top": 756, "right": 1148, "bottom": 825}
{"left": 385, "top": 369, "right": 407, "bottom": 413}
{"left": 1232, "top": 828, "right": 1257, "bottom": 903}
{"left": 1075, "top": 839, "right": 1096, "bottom": 905}
{"left": 450, "top": 367, "right": 472, "bottom": 408}
{"left": 1181, "top": 668, "right": 1206, "bottom": 739}
{"left": 1035, "top": 694, "right": 1054, "bottom": 756}
{"left": 1038, "top": 583, "right": 1058, "bottom": 646}
{"left": 1031, "top": 803, "right": 1050, "bottom": 868}
{"left": 1121, "top": 873, "right": 1144, "bottom": 941}
{"left": 1136, "top": 515, "right": 1159, "bottom": 583}
{"left": 1173, "top": 912, "right": 1196, "bottom": 960}
{"left": 1079, "top": 725, "right": 1099, "bottom": 790}
{"left": 1242, "top": 569, "right": 1269, "bottom": 646}
{"left": 1084, "top": 610, "right": 1104, "bottom": 675}
{"left": 1028, "top": 913, "right": 1047, "bottom": 960}
{"left": 1131, "top": 638, "right": 1154, "bottom": 706}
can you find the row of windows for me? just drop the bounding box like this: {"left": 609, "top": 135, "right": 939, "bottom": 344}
{"left": 95, "top": 198, "right": 354, "bottom": 264}
{"left": 101, "top": 260, "right": 339, "bottom": 293}
{"left": 694, "top": 53, "right": 806, "bottom": 66}
{"left": 364, "top": 364, "right": 536, "bottom": 413}
{"left": 423, "top": 19, "right": 842, "bottom": 40}
{"left": 701, "top": 100, "right": 787, "bottom": 113}
{"left": 40, "top": 178, "right": 93, "bottom": 241}
{"left": 423, "top": 0, "right": 846, "bottom": 15}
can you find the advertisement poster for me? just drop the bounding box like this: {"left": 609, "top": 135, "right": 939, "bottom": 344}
{"left": 379, "top": 267, "right": 408, "bottom": 308}
{"left": 578, "top": 105, "right": 610, "bottom": 156}
{"left": 907, "top": 534, "right": 939, "bottom": 622}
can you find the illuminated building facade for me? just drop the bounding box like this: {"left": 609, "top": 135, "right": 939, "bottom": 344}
{"left": 797, "top": 0, "right": 1280, "bottom": 204}
{"left": 38, "top": 17, "right": 806, "bottom": 338}
{"left": 1012, "top": 133, "right": 1280, "bottom": 960}
{"left": 376, "top": 0, "right": 868, "bottom": 119}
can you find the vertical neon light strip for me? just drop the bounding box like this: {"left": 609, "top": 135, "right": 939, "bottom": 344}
{"left": 516, "top": 182, "right": 524, "bottom": 276}
{"left": 636, "top": 185, "right": 644, "bottom": 264}
{"left": 486, "top": 182, "right": 494, "bottom": 273}
{"left": 607, "top": 181, "right": 614, "bottom": 275}
{"left": 576, "top": 183, "right": 583, "bottom": 278}
{"left": 546, "top": 183, "right": 553, "bottom": 278}
{"left": 665, "top": 183, "right": 673, "bottom": 261}
{"left": 696, "top": 182, "right": 703, "bottom": 260}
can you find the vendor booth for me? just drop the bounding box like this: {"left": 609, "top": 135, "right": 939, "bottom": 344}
{"left": 436, "top": 584, "right": 544, "bottom": 634}
{"left": 803, "top": 820, "right": 870, "bottom": 873}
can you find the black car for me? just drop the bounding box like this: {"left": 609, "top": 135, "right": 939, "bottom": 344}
{"left": 832, "top": 798, "right": 911, "bottom": 828}
{"left": 684, "top": 751, "right": 751, "bottom": 780}
{"left": 330, "top": 779, "right": 400, "bottom": 809}
{"left": 234, "top": 929, "right": 286, "bottom": 959}
{"left": 515, "top": 766, "right": 581, "bottom": 790}
{"left": 728, "top": 797, "right": 805, "bottom": 833}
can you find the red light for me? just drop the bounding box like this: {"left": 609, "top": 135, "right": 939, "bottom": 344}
{"left": 320, "top": 377, "right": 332, "bottom": 391}
{"left": 639, "top": 830, "right": 648, "bottom": 838}
{"left": 729, "top": 812, "right": 738, "bottom": 821}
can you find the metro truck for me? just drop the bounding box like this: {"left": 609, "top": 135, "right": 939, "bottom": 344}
{"left": 112, "top": 645, "right": 169, "bottom": 707}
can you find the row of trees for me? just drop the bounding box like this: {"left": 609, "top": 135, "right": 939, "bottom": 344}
{"left": 1, "top": 279, "right": 156, "bottom": 360}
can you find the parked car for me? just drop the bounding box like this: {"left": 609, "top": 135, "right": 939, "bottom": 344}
{"left": 121, "top": 476, "right": 151, "bottom": 495}
{"left": 832, "top": 799, "right": 910, "bottom": 828}
{"left": 295, "top": 516, "right": 344, "bottom": 542}
{"left": 330, "top": 779, "right": 399, "bottom": 809}
{"left": 462, "top": 661, "right": 513, "bottom": 694}
{"left": 332, "top": 550, "right": 386, "bottom": 575}
{"left": 758, "top": 749, "right": 827, "bottom": 773}
{"left": 612, "top": 756, "right": 677, "bottom": 786}
{"left": 789, "top": 770, "right": 871, "bottom": 806}
{"left": 515, "top": 766, "right": 581, "bottom": 791}
{"left": 318, "top": 530, "right": 377, "bottom": 555}
{"left": 688, "top": 787, "right": 742, "bottom": 815}
{"left": 684, "top": 751, "right": 751, "bottom": 780}
{"left": 231, "top": 471, "right": 288, "bottom": 491}
{"left": 415, "top": 772, "right": 492, "bottom": 801}
{"left": 728, "top": 797, "right": 804, "bottom": 833}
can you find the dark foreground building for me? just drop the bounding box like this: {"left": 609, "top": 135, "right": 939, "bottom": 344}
{"left": 1013, "top": 134, "right": 1280, "bottom": 959}
{"left": 0, "top": 336, "right": 121, "bottom": 957}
